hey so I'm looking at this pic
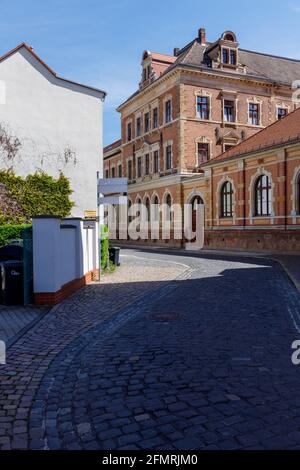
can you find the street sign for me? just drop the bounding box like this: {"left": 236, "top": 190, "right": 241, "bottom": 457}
{"left": 98, "top": 178, "right": 127, "bottom": 195}
{"left": 98, "top": 195, "right": 128, "bottom": 206}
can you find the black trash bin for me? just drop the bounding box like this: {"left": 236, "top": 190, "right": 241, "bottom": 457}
{"left": 109, "top": 247, "right": 121, "bottom": 266}
{"left": 0, "top": 244, "right": 23, "bottom": 262}
{"left": 0, "top": 260, "right": 24, "bottom": 305}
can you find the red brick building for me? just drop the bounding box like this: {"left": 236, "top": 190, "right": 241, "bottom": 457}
{"left": 104, "top": 27, "right": 300, "bottom": 251}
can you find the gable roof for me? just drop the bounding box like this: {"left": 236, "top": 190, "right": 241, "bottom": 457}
{"left": 206, "top": 106, "right": 300, "bottom": 165}
{"left": 0, "top": 42, "right": 106, "bottom": 97}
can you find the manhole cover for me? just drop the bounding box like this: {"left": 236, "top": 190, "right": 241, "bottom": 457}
{"left": 148, "top": 312, "right": 182, "bottom": 322}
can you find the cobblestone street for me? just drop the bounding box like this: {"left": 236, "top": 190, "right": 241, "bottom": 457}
{"left": 0, "top": 249, "right": 300, "bottom": 450}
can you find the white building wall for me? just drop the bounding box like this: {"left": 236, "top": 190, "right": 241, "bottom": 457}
{"left": 0, "top": 47, "right": 104, "bottom": 217}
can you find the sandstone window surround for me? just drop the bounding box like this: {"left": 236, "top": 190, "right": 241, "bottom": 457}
{"left": 249, "top": 168, "right": 275, "bottom": 220}
{"left": 127, "top": 158, "right": 133, "bottom": 181}
{"left": 247, "top": 97, "right": 262, "bottom": 126}
{"left": 136, "top": 113, "right": 142, "bottom": 137}
{"left": 276, "top": 103, "right": 290, "bottom": 121}
{"left": 137, "top": 155, "right": 143, "bottom": 179}
{"left": 220, "top": 181, "right": 234, "bottom": 218}
{"left": 126, "top": 119, "right": 133, "bottom": 142}
{"left": 152, "top": 106, "right": 158, "bottom": 129}
{"left": 216, "top": 176, "right": 236, "bottom": 222}
{"left": 195, "top": 89, "right": 212, "bottom": 120}
{"left": 118, "top": 162, "right": 122, "bottom": 178}
{"left": 151, "top": 142, "right": 160, "bottom": 174}
{"left": 164, "top": 140, "right": 173, "bottom": 171}
{"left": 222, "top": 91, "right": 238, "bottom": 124}
{"left": 195, "top": 137, "right": 212, "bottom": 166}
{"left": 144, "top": 111, "right": 150, "bottom": 134}
{"left": 291, "top": 166, "right": 300, "bottom": 216}
{"left": 164, "top": 95, "right": 173, "bottom": 124}
{"left": 221, "top": 47, "right": 238, "bottom": 66}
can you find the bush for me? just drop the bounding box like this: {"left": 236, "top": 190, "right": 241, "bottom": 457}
{"left": 0, "top": 170, "right": 74, "bottom": 224}
{"left": 0, "top": 224, "right": 31, "bottom": 247}
{"left": 100, "top": 225, "right": 109, "bottom": 270}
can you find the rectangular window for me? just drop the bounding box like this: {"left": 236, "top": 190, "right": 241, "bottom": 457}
{"left": 197, "top": 143, "right": 209, "bottom": 165}
{"left": 145, "top": 154, "right": 150, "bottom": 175}
{"left": 197, "top": 96, "right": 209, "bottom": 120}
{"left": 144, "top": 113, "right": 150, "bottom": 133}
{"left": 136, "top": 117, "right": 141, "bottom": 137}
{"left": 222, "top": 48, "right": 229, "bottom": 64}
{"left": 224, "top": 100, "right": 235, "bottom": 123}
{"left": 230, "top": 50, "right": 237, "bottom": 65}
{"left": 153, "top": 150, "right": 159, "bottom": 173}
{"left": 165, "top": 100, "right": 172, "bottom": 123}
{"left": 153, "top": 107, "right": 158, "bottom": 128}
{"left": 128, "top": 160, "right": 132, "bottom": 180}
{"left": 118, "top": 164, "right": 122, "bottom": 178}
{"left": 105, "top": 169, "right": 109, "bottom": 179}
{"left": 277, "top": 108, "right": 287, "bottom": 120}
{"left": 249, "top": 103, "right": 260, "bottom": 125}
{"left": 166, "top": 145, "right": 172, "bottom": 170}
{"left": 127, "top": 122, "right": 132, "bottom": 142}
{"left": 137, "top": 157, "right": 142, "bottom": 178}
{"left": 111, "top": 167, "right": 115, "bottom": 178}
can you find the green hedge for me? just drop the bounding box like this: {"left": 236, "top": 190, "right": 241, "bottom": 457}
{"left": 101, "top": 225, "right": 109, "bottom": 270}
{"left": 0, "top": 224, "right": 31, "bottom": 247}
{"left": 0, "top": 170, "right": 74, "bottom": 224}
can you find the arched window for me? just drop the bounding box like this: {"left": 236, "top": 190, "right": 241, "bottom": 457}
{"left": 255, "top": 175, "right": 272, "bottom": 216}
{"left": 165, "top": 194, "right": 172, "bottom": 222}
{"left": 145, "top": 197, "right": 150, "bottom": 222}
{"left": 297, "top": 173, "right": 300, "bottom": 215}
{"left": 152, "top": 195, "right": 160, "bottom": 222}
{"left": 220, "top": 181, "right": 233, "bottom": 218}
{"left": 190, "top": 196, "right": 204, "bottom": 232}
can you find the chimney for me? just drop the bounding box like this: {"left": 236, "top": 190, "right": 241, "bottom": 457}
{"left": 173, "top": 47, "right": 180, "bottom": 56}
{"left": 198, "top": 28, "right": 206, "bottom": 45}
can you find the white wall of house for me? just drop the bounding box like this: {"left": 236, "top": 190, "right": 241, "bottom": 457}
{"left": 32, "top": 216, "right": 99, "bottom": 294}
{"left": 0, "top": 46, "right": 105, "bottom": 217}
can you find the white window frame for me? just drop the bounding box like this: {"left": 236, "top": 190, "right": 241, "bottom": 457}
{"left": 164, "top": 140, "right": 173, "bottom": 171}
{"left": 247, "top": 98, "right": 262, "bottom": 126}
{"left": 195, "top": 89, "right": 212, "bottom": 120}
{"left": 164, "top": 96, "right": 173, "bottom": 124}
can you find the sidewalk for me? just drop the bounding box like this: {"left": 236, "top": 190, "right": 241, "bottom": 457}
{"left": 0, "top": 305, "right": 48, "bottom": 346}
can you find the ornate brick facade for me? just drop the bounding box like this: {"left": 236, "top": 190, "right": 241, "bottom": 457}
{"left": 104, "top": 27, "right": 300, "bottom": 252}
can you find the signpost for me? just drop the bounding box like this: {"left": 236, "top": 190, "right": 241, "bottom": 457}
{"left": 97, "top": 176, "right": 128, "bottom": 279}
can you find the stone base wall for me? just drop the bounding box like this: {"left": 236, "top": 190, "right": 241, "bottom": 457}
{"left": 204, "top": 230, "right": 300, "bottom": 253}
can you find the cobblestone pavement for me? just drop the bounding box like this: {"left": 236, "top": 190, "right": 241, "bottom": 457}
{"left": 0, "top": 306, "right": 48, "bottom": 345}
{"left": 0, "top": 250, "right": 300, "bottom": 450}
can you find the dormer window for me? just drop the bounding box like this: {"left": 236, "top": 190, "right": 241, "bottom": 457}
{"left": 222, "top": 48, "right": 237, "bottom": 65}
{"left": 143, "top": 64, "right": 151, "bottom": 83}
{"left": 222, "top": 48, "right": 229, "bottom": 64}
{"left": 230, "top": 50, "right": 237, "bottom": 65}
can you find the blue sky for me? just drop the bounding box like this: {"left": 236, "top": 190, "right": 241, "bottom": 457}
{"left": 1, "top": 0, "right": 300, "bottom": 145}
